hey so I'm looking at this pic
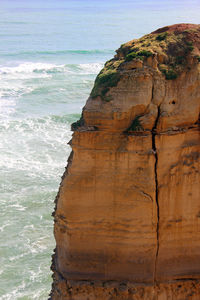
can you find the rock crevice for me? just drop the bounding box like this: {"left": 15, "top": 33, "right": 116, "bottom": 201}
{"left": 152, "top": 105, "right": 160, "bottom": 284}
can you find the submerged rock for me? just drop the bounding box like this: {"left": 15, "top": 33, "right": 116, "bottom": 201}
{"left": 50, "top": 24, "right": 200, "bottom": 299}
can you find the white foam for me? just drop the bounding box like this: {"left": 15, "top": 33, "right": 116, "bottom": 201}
{"left": 64, "top": 62, "right": 103, "bottom": 75}
{"left": 0, "top": 62, "right": 64, "bottom": 75}
{"left": 0, "top": 98, "right": 16, "bottom": 116}
{"left": 0, "top": 117, "right": 72, "bottom": 177}
{"left": 0, "top": 61, "right": 102, "bottom": 117}
{"left": 0, "top": 221, "right": 11, "bottom": 232}
{"left": 0, "top": 59, "right": 102, "bottom": 300}
{"left": 7, "top": 203, "right": 27, "bottom": 211}
{"left": 1, "top": 281, "right": 26, "bottom": 300}
{"left": 29, "top": 265, "right": 42, "bottom": 282}
{"left": 0, "top": 62, "right": 103, "bottom": 79}
{"left": 78, "top": 62, "right": 103, "bottom": 74}
{"left": 0, "top": 63, "right": 65, "bottom": 105}
{"left": 9, "top": 252, "right": 28, "bottom": 262}
{"left": 0, "top": 60, "right": 101, "bottom": 78}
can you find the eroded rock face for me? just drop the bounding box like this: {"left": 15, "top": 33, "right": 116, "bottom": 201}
{"left": 50, "top": 24, "right": 200, "bottom": 299}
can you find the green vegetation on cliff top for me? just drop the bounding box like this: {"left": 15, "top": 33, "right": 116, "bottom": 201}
{"left": 91, "top": 27, "right": 200, "bottom": 101}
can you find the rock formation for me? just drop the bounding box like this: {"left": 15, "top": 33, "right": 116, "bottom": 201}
{"left": 50, "top": 24, "right": 200, "bottom": 299}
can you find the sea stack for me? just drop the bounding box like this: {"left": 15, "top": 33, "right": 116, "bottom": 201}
{"left": 50, "top": 24, "right": 200, "bottom": 299}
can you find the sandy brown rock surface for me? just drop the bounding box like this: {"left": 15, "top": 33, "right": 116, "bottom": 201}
{"left": 50, "top": 24, "right": 200, "bottom": 299}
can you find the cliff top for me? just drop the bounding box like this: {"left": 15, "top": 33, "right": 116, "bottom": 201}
{"left": 72, "top": 23, "right": 200, "bottom": 133}
{"left": 91, "top": 23, "right": 200, "bottom": 101}
{"left": 152, "top": 23, "right": 200, "bottom": 34}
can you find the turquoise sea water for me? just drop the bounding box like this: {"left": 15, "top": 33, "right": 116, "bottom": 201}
{"left": 0, "top": 0, "right": 199, "bottom": 299}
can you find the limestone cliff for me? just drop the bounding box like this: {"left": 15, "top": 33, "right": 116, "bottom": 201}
{"left": 50, "top": 24, "right": 200, "bottom": 299}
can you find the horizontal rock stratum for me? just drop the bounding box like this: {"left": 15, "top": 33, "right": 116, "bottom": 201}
{"left": 50, "top": 24, "right": 200, "bottom": 299}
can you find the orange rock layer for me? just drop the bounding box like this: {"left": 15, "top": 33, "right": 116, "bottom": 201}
{"left": 50, "top": 24, "right": 200, "bottom": 299}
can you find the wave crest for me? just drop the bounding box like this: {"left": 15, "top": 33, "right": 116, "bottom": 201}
{"left": 0, "top": 62, "right": 103, "bottom": 76}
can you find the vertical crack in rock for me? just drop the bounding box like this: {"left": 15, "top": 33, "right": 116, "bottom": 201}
{"left": 152, "top": 105, "right": 160, "bottom": 283}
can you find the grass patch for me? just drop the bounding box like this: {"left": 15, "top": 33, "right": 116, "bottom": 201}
{"left": 156, "top": 32, "right": 168, "bottom": 41}
{"left": 127, "top": 116, "right": 143, "bottom": 131}
{"left": 187, "top": 45, "right": 194, "bottom": 52}
{"left": 91, "top": 70, "right": 120, "bottom": 100}
{"left": 138, "top": 50, "right": 153, "bottom": 57}
{"left": 126, "top": 52, "right": 143, "bottom": 61}
{"left": 186, "top": 41, "right": 194, "bottom": 52}
{"left": 71, "top": 115, "right": 84, "bottom": 131}
{"left": 186, "top": 41, "right": 193, "bottom": 46}
{"left": 175, "top": 56, "right": 185, "bottom": 65}
{"left": 196, "top": 56, "right": 200, "bottom": 62}
{"left": 125, "top": 49, "right": 152, "bottom": 62}
{"left": 162, "top": 68, "right": 178, "bottom": 80}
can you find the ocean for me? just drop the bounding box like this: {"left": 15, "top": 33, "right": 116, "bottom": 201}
{"left": 0, "top": 0, "right": 199, "bottom": 299}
